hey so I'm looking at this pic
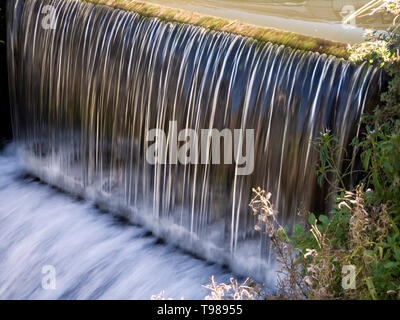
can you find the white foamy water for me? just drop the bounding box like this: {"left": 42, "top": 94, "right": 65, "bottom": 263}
{"left": 0, "top": 145, "right": 232, "bottom": 300}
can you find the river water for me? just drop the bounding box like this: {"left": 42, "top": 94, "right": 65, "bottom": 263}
{"left": 144, "top": 0, "right": 394, "bottom": 43}
{"left": 0, "top": 145, "right": 232, "bottom": 299}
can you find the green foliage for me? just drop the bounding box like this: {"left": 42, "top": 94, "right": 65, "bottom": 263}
{"left": 281, "top": 2, "right": 400, "bottom": 300}
{"left": 359, "top": 123, "right": 400, "bottom": 205}
{"left": 349, "top": 29, "right": 400, "bottom": 67}
{"left": 288, "top": 56, "right": 400, "bottom": 298}
{"left": 290, "top": 184, "right": 399, "bottom": 299}
{"left": 315, "top": 130, "right": 347, "bottom": 190}
{"left": 348, "top": 0, "right": 400, "bottom": 67}
{"left": 247, "top": 3, "right": 400, "bottom": 300}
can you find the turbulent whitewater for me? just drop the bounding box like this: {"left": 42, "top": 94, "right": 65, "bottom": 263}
{"left": 7, "top": 0, "right": 383, "bottom": 281}
{"left": 0, "top": 146, "right": 232, "bottom": 299}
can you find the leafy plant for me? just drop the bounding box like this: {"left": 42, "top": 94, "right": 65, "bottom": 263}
{"left": 348, "top": 0, "right": 400, "bottom": 67}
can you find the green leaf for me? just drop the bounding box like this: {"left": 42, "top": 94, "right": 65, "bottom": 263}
{"left": 362, "top": 149, "right": 372, "bottom": 171}
{"left": 308, "top": 213, "right": 316, "bottom": 226}
{"left": 383, "top": 159, "right": 393, "bottom": 175}
{"left": 393, "top": 247, "right": 400, "bottom": 260}
{"left": 317, "top": 175, "right": 323, "bottom": 187}
{"left": 366, "top": 278, "right": 377, "bottom": 300}
{"left": 384, "top": 261, "right": 400, "bottom": 269}
{"left": 318, "top": 214, "right": 329, "bottom": 226}
{"left": 378, "top": 246, "right": 384, "bottom": 260}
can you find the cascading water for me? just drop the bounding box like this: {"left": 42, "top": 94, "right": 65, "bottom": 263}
{"left": 7, "top": 0, "right": 382, "bottom": 282}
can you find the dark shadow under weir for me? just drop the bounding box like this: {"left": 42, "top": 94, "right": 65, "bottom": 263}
{"left": 7, "top": 0, "right": 383, "bottom": 282}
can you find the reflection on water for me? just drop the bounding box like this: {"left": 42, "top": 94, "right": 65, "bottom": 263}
{"left": 144, "top": 0, "right": 394, "bottom": 43}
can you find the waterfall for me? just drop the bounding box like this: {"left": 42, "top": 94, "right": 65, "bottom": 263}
{"left": 7, "top": 0, "right": 382, "bottom": 282}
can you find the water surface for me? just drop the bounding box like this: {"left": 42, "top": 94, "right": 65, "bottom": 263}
{"left": 145, "top": 0, "right": 394, "bottom": 43}
{"left": 0, "top": 146, "right": 232, "bottom": 299}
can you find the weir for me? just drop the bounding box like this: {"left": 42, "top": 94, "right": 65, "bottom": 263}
{"left": 7, "top": 0, "right": 383, "bottom": 282}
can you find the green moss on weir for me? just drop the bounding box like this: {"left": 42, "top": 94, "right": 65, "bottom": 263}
{"left": 80, "top": 0, "right": 350, "bottom": 59}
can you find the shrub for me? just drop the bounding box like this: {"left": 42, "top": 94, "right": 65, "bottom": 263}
{"left": 285, "top": 0, "right": 400, "bottom": 300}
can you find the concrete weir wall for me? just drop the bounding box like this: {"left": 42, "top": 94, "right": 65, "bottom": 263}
{"left": 83, "top": 0, "right": 350, "bottom": 59}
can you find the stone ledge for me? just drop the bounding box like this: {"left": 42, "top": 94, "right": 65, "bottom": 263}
{"left": 82, "top": 0, "right": 350, "bottom": 59}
